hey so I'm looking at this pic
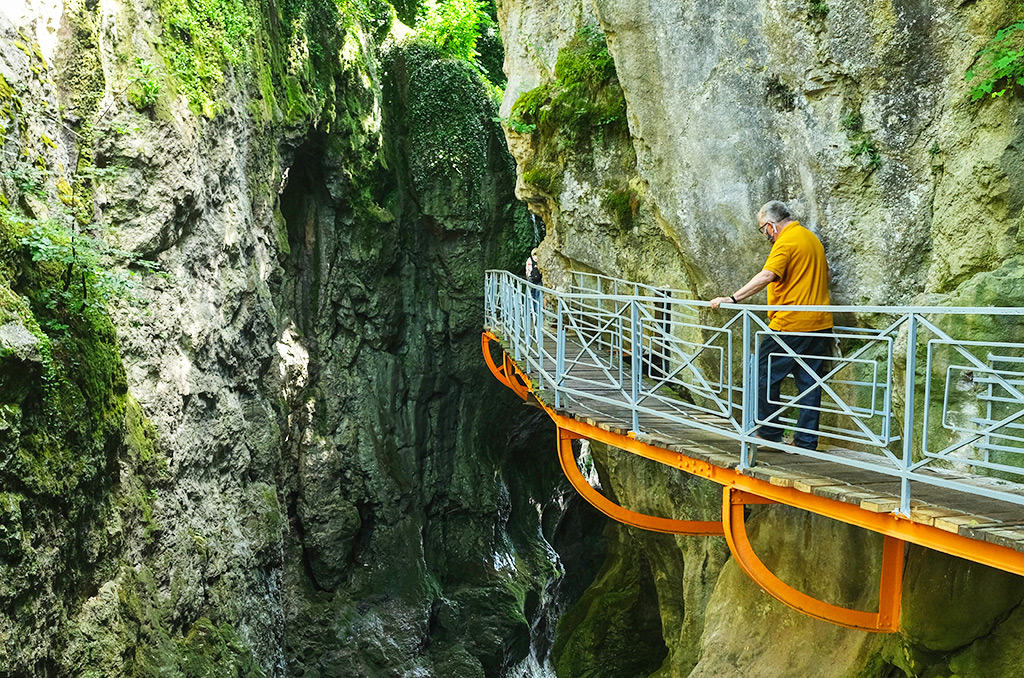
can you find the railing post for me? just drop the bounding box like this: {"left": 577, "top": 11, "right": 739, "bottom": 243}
{"left": 556, "top": 297, "right": 565, "bottom": 410}
{"left": 740, "top": 310, "right": 755, "bottom": 470}
{"left": 513, "top": 283, "right": 523, "bottom": 362}
{"left": 484, "top": 272, "right": 491, "bottom": 327}
{"left": 616, "top": 280, "right": 624, "bottom": 385}
{"left": 502, "top": 275, "right": 510, "bottom": 331}
{"left": 524, "top": 284, "right": 533, "bottom": 360}
{"left": 535, "top": 288, "right": 544, "bottom": 379}
{"left": 985, "top": 351, "right": 995, "bottom": 464}
{"left": 900, "top": 313, "right": 919, "bottom": 516}
{"left": 631, "top": 298, "right": 641, "bottom": 433}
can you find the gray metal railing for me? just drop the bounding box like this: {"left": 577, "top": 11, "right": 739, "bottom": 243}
{"left": 484, "top": 269, "right": 1024, "bottom": 513}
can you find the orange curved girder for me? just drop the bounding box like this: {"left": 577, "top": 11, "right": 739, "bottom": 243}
{"left": 481, "top": 332, "right": 529, "bottom": 400}
{"left": 722, "top": 487, "right": 904, "bottom": 632}
{"left": 558, "top": 427, "right": 724, "bottom": 536}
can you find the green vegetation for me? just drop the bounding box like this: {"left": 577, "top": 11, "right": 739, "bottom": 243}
{"left": 552, "top": 524, "right": 667, "bottom": 677}
{"left": 0, "top": 206, "right": 136, "bottom": 672}
{"left": 127, "top": 59, "right": 162, "bottom": 111}
{"left": 808, "top": 0, "right": 829, "bottom": 20}
{"left": 764, "top": 74, "right": 795, "bottom": 112}
{"left": 416, "top": 0, "right": 487, "bottom": 62}
{"left": 602, "top": 186, "right": 640, "bottom": 230}
{"left": 145, "top": 0, "right": 504, "bottom": 123}
{"left": 849, "top": 136, "right": 881, "bottom": 170}
{"left": 64, "top": 567, "right": 263, "bottom": 676}
{"left": 61, "top": 4, "right": 106, "bottom": 122}
{"left": 413, "top": 0, "right": 505, "bottom": 101}
{"left": 391, "top": 42, "right": 488, "bottom": 196}
{"left": 499, "top": 116, "right": 535, "bottom": 134}
{"left": 840, "top": 111, "right": 863, "bottom": 133}
{"left": 840, "top": 110, "right": 882, "bottom": 171}
{"left": 148, "top": 0, "right": 394, "bottom": 119}
{"left": 156, "top": 0, "right": 254, "bottom": 116}
{"left": 509, "top": 24, "right": 628, "bottom": 194}
{"left": 510, "top": 24, "right": 627, "bottom": 142}
{"left": 501, "top": 202, "right": 536, "bottom": 272}
{"left": 966, "top": 16, "right": 1024, "bottom": 100}
{"left": 522, "top": 167, "right": 558, "bottom": 195}
{"left": 12, "top": 212, "right": 156, "bottom": 333}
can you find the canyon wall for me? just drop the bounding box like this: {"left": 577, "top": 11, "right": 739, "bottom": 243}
{"left": 0, "top": 0, "right": 570, "bottom": 675}
{"left": 497, "top": 0, "right": 1024, "bottom": 675}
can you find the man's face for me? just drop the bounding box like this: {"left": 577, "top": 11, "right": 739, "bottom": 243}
{"left": 757, "top": 217, "right": 777, "bottom": 244}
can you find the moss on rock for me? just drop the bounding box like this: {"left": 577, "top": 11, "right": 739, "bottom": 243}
{"left": 510, "top": 24, "right": 628, "bottom": 199}
{"left": 511, "top": 24, "right": 627, "bottom": 144}
{"left": 65, "top": 566, "right": 263, "bottom": 676}
{"left": 551, "top": 522, "right": 668, "bottom": 678}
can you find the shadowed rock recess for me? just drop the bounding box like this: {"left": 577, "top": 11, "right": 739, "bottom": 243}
{"left": 3, "top": 0, "right": 1024, "bottom": 675}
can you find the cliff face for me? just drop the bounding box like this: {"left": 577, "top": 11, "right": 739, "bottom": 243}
{"left": 497, "top": 0, "right": 1024, "bottom": 676}
{"left": 0, "top": 0, "right": 565, "bottom": 675}
{"left": 501, "top": 0, "right": 1024, "bottom": 305}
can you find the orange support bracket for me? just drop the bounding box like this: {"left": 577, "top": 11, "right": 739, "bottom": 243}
{"left": 482, "top": 332, "right": 530, "bottom": 400}
{"left": 723, "top": 487, "right": 904, "bottom": 632}
{"left": 558, "top": 427, "right": 724, "bottom": 536}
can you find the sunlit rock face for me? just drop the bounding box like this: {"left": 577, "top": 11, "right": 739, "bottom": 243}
{"left": 500, "top": 0, "right": 1024, "bottom": 306}
{"left": 497, "top": 0, "right": 1024, "bottom": 675}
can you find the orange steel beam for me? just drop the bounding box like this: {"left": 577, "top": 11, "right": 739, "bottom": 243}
{"left": 557, "top": 427, "right": 724, "bottom": 535}
{"left": 723, "top": 488, "right": 904, "bottom": 632}
{"left": 550, "top": 401, "right": 1024, "bottom": 578}
{"left": 482, "top": 332, "right": 529, "bottom": 400}
{"left": 481, "top": 332, "right": 1024, "bottom": 579}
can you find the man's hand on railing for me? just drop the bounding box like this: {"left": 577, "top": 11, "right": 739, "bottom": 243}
{"left": 711, "top": 271, "right": 777, "bottom": 309}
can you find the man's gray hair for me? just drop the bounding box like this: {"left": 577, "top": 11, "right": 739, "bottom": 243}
{"left": 758, "top": 200, "right": 791, "bottom": 223}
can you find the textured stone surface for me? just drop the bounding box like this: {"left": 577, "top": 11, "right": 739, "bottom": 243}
{"left": 502, "top": 0, "right": 1024, "bottom": 305}
{"left": 0, "top": 0, "right": 560, "bottom": 675}
{"left": 497, "top": 0, "right": 1024, "bottom": 675}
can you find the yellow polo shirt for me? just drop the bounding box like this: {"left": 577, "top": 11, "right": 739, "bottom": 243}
{"left": 762, "top": 221, "right": 832, "bottom": 332}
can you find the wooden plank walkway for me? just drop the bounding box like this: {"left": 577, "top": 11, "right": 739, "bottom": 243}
{"left": 522, "top": 331, "right": 1024, "bottom": 554}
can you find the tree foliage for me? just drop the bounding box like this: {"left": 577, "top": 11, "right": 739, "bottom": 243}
{"left": 416, "top": 0, "right": 488, "bottom": 63}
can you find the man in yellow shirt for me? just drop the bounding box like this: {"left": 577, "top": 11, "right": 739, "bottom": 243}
{"left": 710, "top": 201, "right": 833, "bottom": 450}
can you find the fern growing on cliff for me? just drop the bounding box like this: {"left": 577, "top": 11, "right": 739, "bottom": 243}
{"left": 966, "top": 18, "right": 1024, "bottom": 100}
{"left": 7, "top": 211, "right": 157, "bottom": 335}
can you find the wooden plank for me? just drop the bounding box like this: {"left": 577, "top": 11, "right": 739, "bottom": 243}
{"left": 860, "top": 495, "right": 903, "bottom": 513}
{"left": 972, "top": 526, "right": 1024, "bottom": 552}
{"left": 934, "top": 513, "right": 992, "bottom": 534}
{"left": 811, "top": 484, "right": 876, "bottom": 505}
{"left": 910, "top": 505, "right": 966, "bottom": 527}
{"left": 768, "top": 470, "right": 816, "bottom": 488}
{"left": 793, "top": 477, "right": 841, "bottom": 494}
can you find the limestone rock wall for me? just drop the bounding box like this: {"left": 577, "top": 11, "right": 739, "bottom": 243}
{"left": 498, "top": 0, "right": 1024, "bottom": 676}
{"left": 502, "top": 0, "right": 1024, "bottom": 305}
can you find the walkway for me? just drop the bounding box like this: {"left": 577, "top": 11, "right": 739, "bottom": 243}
{"left": 483, "top": 269, "right": 1024, "bottom": 632}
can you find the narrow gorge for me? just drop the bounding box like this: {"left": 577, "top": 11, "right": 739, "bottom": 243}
{"left": 1, "top": 0, "right": 1023, "bottom": 676}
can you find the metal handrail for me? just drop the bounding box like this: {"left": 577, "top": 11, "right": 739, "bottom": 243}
{"left": 484, "top": 269, "right": 1024, "bottom": 514}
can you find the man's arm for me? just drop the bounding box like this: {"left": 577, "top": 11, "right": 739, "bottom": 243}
{"left": 709, "top": 269, "right": 779, "bottom": 309}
